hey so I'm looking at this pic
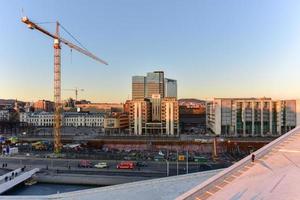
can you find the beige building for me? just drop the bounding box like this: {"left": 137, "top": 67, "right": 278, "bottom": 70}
{"left": 104, "top": 113, "right": 129, "bottom": 134}
{"left": 129, "top": 97, "right": 179, "bottom": 136}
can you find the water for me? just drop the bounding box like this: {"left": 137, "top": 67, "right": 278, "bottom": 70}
{"left": 4, "top": 183, "right": 95, "bottom": 195}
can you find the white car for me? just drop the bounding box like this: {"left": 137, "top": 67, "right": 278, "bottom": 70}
{"left": 94, "top": 162, "right": 109, "bottom": 168}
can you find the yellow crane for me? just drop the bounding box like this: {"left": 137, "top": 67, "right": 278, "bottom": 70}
{"left": 21, "top": 16, "right": 108, "bottom": 153}
{"left": 63, "top": 87, "right": 84, "bottom": 102}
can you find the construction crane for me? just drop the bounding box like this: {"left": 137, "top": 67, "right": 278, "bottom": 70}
{"left": 63, "top": 87, "right": 84, "bottom": 102}
{"left": 21, "top": 16, "right": 108, "bottom": 154}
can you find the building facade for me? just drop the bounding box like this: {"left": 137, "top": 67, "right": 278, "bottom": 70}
{"left": 129, "top": 97, "right": 179, "bottom": 136}
{"left": 104, "top": 113, "right": 129, "bottom": 134}
{"left": 132, "top": 76, "right": 146, "bottom": 99}
{"left": 132, "top": 71, "right": 177, "bottom": 100}
{"left": 129, "top": 99, "right": 151, "bottom": 135}
{"left": 33, "top": 100, "right": 54, "bottom": 112}
{"left": 207, "top": 98, "right": 297, "bottom": 137}
{"left": 20, "top": 111, "right": 104, "bottom": 127}
{"left": 165, "top": 78, "right": 177, "bottom": 98}
{"left": 0, "top": 110, "right": 10, "bottom": 121}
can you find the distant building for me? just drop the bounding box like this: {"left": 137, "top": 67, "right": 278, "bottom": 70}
{"left": 179, "top": 99, "right": 206, "bottom": 134}
{"left": 104, "top": 113, "right": 129, "bottom": 134}
{"left": 129, "top": 97, "right": 179, "bottom": 136}
{"left": 0, "top": 110, "right": 10, "bottom": 121}
{"left": 20, "top": 111, "right": 104, "bottom": 128}
{"left": 145, "top": 71, "right": 165, "bottom": 98}
{"left": 132, "top": 76, "right": 146, "bottom": 99}
{"left": 132, "top": 71, "right": 177, "bottom": 99}
{"left": 206, "top": 98, "right": 298, "bottom": 137}
{"left": 33, "top": 100, "right": 54, "bottom": 112}
{"left": 76, "top": 103, "right": 123, "bottom": 113}
{"left": 165, "top": 78, "right": 177, "bottom": 98}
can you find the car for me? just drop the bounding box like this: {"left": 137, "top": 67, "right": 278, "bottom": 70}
{"left": 78, "top": 160, "right": 92, "bottom": 168}
{"left": 94, "top": 162, "right": 109, "bottom": 169}
{"left": 136, "top": 161, "right": 147, "bottom": 167}
{"left": 117, "top": 161, "right": 135, "bottom": 169}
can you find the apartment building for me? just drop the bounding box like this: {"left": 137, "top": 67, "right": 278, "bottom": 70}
{"left": 206, "top": 98, "right": 298, "bottom": 137}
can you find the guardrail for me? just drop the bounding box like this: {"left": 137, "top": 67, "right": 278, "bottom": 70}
{"left": 176, "top": 126, "right": 300, "bottom": 200}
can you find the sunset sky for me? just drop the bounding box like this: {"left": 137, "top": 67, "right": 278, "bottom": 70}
{"left": 1, "top": 0, "right": 300, "bottom": 102}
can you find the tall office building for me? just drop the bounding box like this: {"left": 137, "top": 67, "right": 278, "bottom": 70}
{"left": 145, "top": 71, "right": 165, "bottom": 98}
{"left": 206, "top": 98, "right": 297, "bottom": 137}
{"left": 165, "top": 78, "right": 177, "bottom": 98}
{"left": 132, "top": 71, "right": 177, "bottom": 99}
{"left": 132, "top": 76, "right": 146, "bottom": 99}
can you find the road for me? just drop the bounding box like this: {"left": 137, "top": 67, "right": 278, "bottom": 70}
{"left": 0, "top": 156, "right": 227, "bottom": 177}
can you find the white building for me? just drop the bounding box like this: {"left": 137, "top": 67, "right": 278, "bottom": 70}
{"left": 206, "top": 98, "right": 298, "bottom": 137}
{"left": 20, "top": 112, "right": 104, "bottom": 127}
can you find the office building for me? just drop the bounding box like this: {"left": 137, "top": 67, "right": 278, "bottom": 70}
{"left": 145, "top": 71, "right": 165, "bottom": 98}
{"left": 129, "top": 98, "right": 151, "bottom": 135}
{"left": 132, "top": 76, "right": 146, "bottom": 99}
{"left": 132, "top": 71, "right": 177, "bottom": 99}
{"left": 165, "top": 78, "right": 177, "bottom": 98}
{"left": 206, "top": 98, "right": 298, "bottom": 137}
{"left": 129, "top": 97, "right": 179, "bottom": 136}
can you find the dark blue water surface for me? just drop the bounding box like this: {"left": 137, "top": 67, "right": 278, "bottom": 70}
{"left": 4, "top": 183, "right": 95, "bottom": 195}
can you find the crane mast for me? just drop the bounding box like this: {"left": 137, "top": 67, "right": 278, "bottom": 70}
{"left": 53, "top": 22, "right": 62, "bottom": 153}
{"left": 21, "top": 16, "right": 108, "bottom": 154}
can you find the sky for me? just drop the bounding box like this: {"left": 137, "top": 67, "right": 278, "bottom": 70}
{"left": 1, "top": 0, "right": 300, "bottom": 103}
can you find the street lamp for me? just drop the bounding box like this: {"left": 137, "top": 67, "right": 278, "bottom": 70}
{"left": 165, "top": 159, "right": 169, "bottom": 176}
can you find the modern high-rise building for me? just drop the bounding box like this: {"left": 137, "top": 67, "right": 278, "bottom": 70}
{"left": 132, "top": 71, "right": 177, "bottom": 99}
{"left": 145, "top": 71, "right": 165, "bottom": 98}
{"left": 130, "top": 71, "right": 179, "bottom": 136}
{"left": 206, "top": 98, "right": 298, "bottom": 137}
{"left": 165, "top": 78, "right": 177, "bottom": 98}
{"left": 132, "top": 76, "right": 146, "bottom": 99}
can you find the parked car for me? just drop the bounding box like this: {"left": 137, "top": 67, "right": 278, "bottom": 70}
{"left": 117, "top": 161, "right": 135, "bottom": 169}
{"left": 94, "top": 162, "right": 109, "bottom": 169}
{"left": 78, "top": 160, "right": 92, "bottom": 168}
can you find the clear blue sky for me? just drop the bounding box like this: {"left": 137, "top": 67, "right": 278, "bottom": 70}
{"left": 1, "top": 0, "right": 300, "bottom": 102}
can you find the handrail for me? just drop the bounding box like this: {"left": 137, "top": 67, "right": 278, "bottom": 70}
{"left": 176, "top": 126, "right": 300, "bottom": 200}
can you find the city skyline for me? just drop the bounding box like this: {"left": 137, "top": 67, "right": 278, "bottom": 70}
{"left": 2, "top": 1, "right": 300, "bottom": 102}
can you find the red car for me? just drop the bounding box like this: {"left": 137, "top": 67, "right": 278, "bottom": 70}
{"left": 117, "top": 161, "right": 135, "bottom": 169}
